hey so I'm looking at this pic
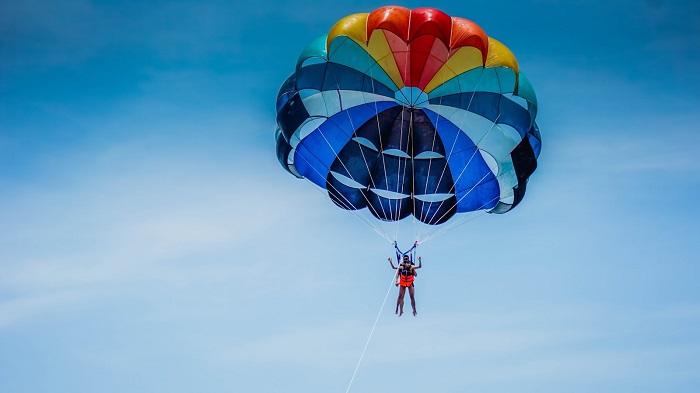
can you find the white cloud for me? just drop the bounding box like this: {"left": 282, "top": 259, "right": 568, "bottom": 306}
{"left": 0, "top": 38, "right": 368, "bottom": 326}
{"left": 220, "top": 306, "right": 592, "bottom": 367}
{"left": 0, "top": 127, "right": 339, "bottom": 327}
{"left": 543, "top": 129, "right": 700, "bottom": 178}
{"left": 211, "top": 302, "right": 700, "bottom": 392}
{"left": 0, "top": 290, "right": 86, "bottom": 328}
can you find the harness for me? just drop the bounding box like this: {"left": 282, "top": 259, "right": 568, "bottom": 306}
{"left": 399, "top": 264, "right": 414, "bottom": 277}
{"left": 394, "top": 241, "right": 417, "bottom": 265}
{"left": 395, "top": 242, "right": 418, "bottom": 287}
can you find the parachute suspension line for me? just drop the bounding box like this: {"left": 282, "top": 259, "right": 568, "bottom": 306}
{"left": 418, "top": 111, "right": 504, "bottom": 242}
{"left": 336, "top": 95, "right": 394, "bottom": 236}
{"left": 315, "top": 70, "right": 393, "bottom": 241}
{"left": 418, "top": 71, "right": 500, "bottom": 239}
{"left": 305, "top": 172, "right": 391, "bottom": 243}
{"left": 362, "top": 58, "right": 396, "bottom": 227}
{"left": 393, "top": 109, "right": 412, "bottom": 240}
{"left": 362, "top": 48, "right": 415, "bottom": 243}
{"left": 394, "top": 109, "right": 415, "bottom": 239}
{"left": 392, "top": 106, "right": 415, "bottom": 243}
{"left": 420, "top": 195, "right": 499, "bottom": 244}
{"left": 293, "top": 151, "right": 393, "bottom": 243}
{"left": 420, "top": 121, "right": 500, "bottom": 236}
{"left": 411, "top": 107, "right": 419, "bottom": 243}
{"left": 393, "top": 102, "right": 401, "bottom": 224}
{"left": 416, "top": 63, "right": 451, "bottom": 228}
{"left": 376, "top": 86, "right": 394, "bottom": 226}
{"left": 394, "top": 112, "right": 405, "bottom": 234}
{"left": 420, "top": 60, "right": 447, "bottom": 204}
{"left": 423, "top": 117, "right": 499, "bottom": 228}
{"left": 344, "top": 269, "right": 397, "bottom": 393}
{"left": 417, "top": 68, "right": 488, "bottom": 240}
{"left": 364, "top": 65, "right": 382, "bottom": 193}
{"left": 389, "top": 31, "right": 412, "bottom": 232}
{"left": 366, "top": 67, "right": 394, "bottom": 238}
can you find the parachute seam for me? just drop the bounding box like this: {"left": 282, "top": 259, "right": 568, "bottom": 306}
{"left": 326, "top": 55, "right": 394, "bottom": 225}
{"left": 367, "top": 43, "right": 395, "bottom": 225}
{"left": 416, "top": 68, "right": 486, "bottom": 239}
{"left": 423, "top": 112, "right": 501, "bottom": 230}
{"left": 417, "top": 49, "right": 452, "bottom": 227}
{"left": 424, "top": 70, "right": 485, "bottom": 226}
{"left": 311, "top": 93, "right": 394, "bottom": 231}
{"left": 418, "top": 72, "right": 479, "bottom": 233}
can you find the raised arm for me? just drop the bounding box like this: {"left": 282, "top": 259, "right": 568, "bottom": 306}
{"left": 388, "top": 257, "right": 397, "bottom": 269}
{"left": 415, "top": 256, "right": 422, "bottom": 269}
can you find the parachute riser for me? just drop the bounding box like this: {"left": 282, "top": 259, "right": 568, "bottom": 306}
{"left": 394, "top": 241, "right": 418, "bottom": 264}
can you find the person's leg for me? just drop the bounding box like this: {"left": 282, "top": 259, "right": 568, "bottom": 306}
{"left": 408, "top": 285, "right": 417, "bottom": 316}
{"left": 395, "top": 285, "right": 401, "bottom": 314}
{"left": 396, "top": 286, "right": 406, "bottom": 316}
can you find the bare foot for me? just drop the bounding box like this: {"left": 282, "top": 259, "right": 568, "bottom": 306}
{"left": 398, "top": 310, "right": 403, "bottom": 317}
{"left": 413, "top": 310, "right": 417, "bottom": 317}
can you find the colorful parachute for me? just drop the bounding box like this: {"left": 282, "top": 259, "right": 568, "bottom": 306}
{"left": 275, "top": 6, "right": 541, "bottom": 233}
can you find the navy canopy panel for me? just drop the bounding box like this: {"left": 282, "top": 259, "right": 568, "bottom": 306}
{"left": 275, "top": 7, "right": 542, "bottom": 227}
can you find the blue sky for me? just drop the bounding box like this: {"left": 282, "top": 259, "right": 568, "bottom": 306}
{"left": 1, "top": 0, "right": 699, "bottom": 392}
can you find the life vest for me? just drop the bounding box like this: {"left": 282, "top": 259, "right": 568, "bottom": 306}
{"left": 398, "top": 264, "right": 415, "bottom": 287}
{"left": 399, "top": 265, "right": 414, "bottom": 277}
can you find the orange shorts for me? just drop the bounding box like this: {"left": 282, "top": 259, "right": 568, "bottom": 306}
{"left": 399, "top": 275, "right": 415, "bottom": 287}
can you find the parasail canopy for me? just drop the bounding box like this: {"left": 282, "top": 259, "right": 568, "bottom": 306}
{"left": 275, "top": 6, "right": 541, "bottom": 243}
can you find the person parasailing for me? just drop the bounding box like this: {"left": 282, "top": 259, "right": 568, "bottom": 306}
{"left": 388, "top": 254, "right": 422, "bottom": 317}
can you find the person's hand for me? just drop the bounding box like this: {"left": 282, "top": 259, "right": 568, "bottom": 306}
{"left": 388, "top": 257, "right": 392, "bottom": 262}
{"left": 418, "top": 256, "right": 422, "bottom": 262}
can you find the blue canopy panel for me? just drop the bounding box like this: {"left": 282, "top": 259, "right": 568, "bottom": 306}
{"left": 422, "top": 109, "right": 499, "bottom": 213}
{"left": 326, "top": 107, "right": 462, "bottom": 225}
{"left": 295, "top": 63, "right": 395, "bottom": 98}
{"left": 277, "top": 90, "right": 311, "bottom": 144}
{"left": 275, "top": 60, "right": 398, "bottom": 178}
{"left": 366, "top": 154, "right": 414, "bottom": 221}
{"left": 326, "top": 106, "right": 411, "bottom": 221}
{"left": 490, "top": 122, "right": 541, "bottom": 214}
{"left": 327, "top": 142, "right": 374, "bottom": 211}
{"left": 428, "top": 92, "right": 532, "bottom": 139}
{"left": 275, "top": 85, "right": 309, "bottom": 177}
{"left": 424, "top": 91, "right": 540, "bottom": 214}
{"left": 294, "top": 101, "right": 398, "bottom": 189}
{"left": 411, "top": 110, "right": 456, "bottom": 224}
{"left": 327, "top": 106, "right": 405, "bottom": 211}
{"left": 528, "top": 122, "right": 542, "bottom": 158}
{"left": 276, "top": 73, "right": 298, "bottom": 113}
{"left": 275, "top": 127, "right": 296, "bottom": 176}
